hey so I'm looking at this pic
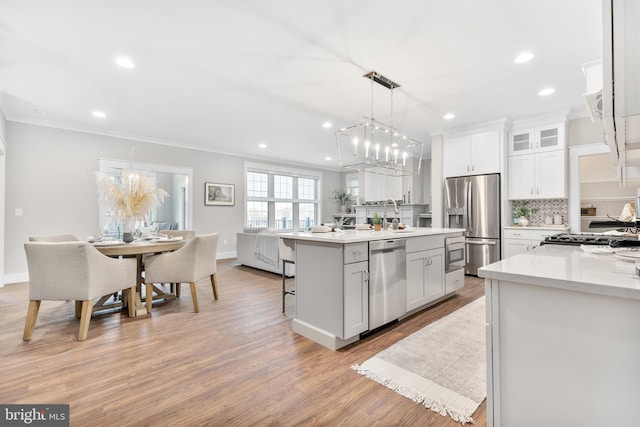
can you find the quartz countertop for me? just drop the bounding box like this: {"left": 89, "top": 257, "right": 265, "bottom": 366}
{"left": 479, "top": 244, "right": 640, "bottom": 300}
{"left": 278, "top": 227, "right": 464, "bottom": 244}
{"left": 503, "top": 225, "right": 569, "bottom": 231}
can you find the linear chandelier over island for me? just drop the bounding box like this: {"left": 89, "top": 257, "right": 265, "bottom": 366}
{"left": 336, "top": 71, "right": 424, "bottom": 177}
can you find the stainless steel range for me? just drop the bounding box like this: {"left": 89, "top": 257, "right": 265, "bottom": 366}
{"left": 542, "top": 233, "right": 640, "bottom": 247}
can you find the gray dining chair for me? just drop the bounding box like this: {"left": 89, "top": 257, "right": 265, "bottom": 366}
{"left": 160, "top": 230, "right": 196, "bottom": 296}
{"left": 29, "top": 234, "right": 79, "bottom": 242}
{"left": 143, "top": 233, "right": 219, "bottom": 313}
{"left": 23, "top": 241, "right": 137, "bottom": 341}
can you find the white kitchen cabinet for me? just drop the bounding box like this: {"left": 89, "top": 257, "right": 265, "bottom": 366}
{"left": 294, "top": 241, "right": 369, "bottom": 345}
{"left": 503, "top": 238, "right": 534, "bottom": 258}
{"left": 508, "top": 123, "right": 565, "bottom": 156}
{"left": 503, "top": 226, "right": 568, "bottom": 258}
{"left": 406, "top": 247, "right": 444, "bottom": 311}
{"left": 363, "top": 171, "right": 402, "bottom": 202}
{"left": 291, "top": 231, "right": 463, "bottom": 350}
{"left": 343, "top": 260, "right": 369, "bottom": 339}
{"left": 508, "top": 150, "right": 566, "bottom": 199}
{"left": 445, "top": 268, "right": 464, "bottom": 293}
{"left": 443, "top": 129, "right": 500, "bottom": 178}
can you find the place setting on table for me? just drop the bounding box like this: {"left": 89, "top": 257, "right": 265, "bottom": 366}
{"left": 87, "top": 224, "right": 184, "bottom": 248}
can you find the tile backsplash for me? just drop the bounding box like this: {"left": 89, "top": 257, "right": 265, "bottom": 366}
{"left": 512, "top": 199, "right": 568, "bottom": 226}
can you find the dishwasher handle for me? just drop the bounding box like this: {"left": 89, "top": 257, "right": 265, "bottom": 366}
{"left": 369, "top": 239, "right": 406, "bottom": 252}
{"left": 371, "top": 247, "right": 400, "bottom": 255}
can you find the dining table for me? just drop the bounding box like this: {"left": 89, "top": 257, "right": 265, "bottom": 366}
{"left": 94, "top": 238, "right": 186, "bottom": 317}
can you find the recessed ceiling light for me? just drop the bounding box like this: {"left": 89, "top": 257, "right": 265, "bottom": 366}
{"left": 115, "top": 57, "right": 135, "bottom": 69}
{"left": 443, "top": 113, "right": 455, "bottom": 120}
{"left": 538, "top": 87, "right": 555, "bottom": 96}
{"left": 92, "top": 111, "right": 107, "bottom": 118}
{"left": 325, "top": 156, "right": 332, "bottom": 161}
{"left": 258, "top": 143, "right": 267, "bottom": 149}
{"left": 322, "top": 122, "right": 332, "bottom": 128}
{"left": 514, "top": 52, "right": 534, "bottom": 64}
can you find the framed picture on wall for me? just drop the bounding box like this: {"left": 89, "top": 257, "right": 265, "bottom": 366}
{"left": 205, "top": 182, "right": 235, "bottom": 206}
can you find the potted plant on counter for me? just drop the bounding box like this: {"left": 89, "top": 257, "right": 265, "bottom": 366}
{"left": 331, "top": 187, "right": 353, "bottom": 213}
{"left": 372, "top": 212, "right": 383, "bottom": 231}
{"left": 516, "top": 206, "right": 538, "bottom": 227}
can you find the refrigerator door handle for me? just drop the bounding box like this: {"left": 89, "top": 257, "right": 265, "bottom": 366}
{"left": 466, "top": 181, "right": 473, "bottom": 233}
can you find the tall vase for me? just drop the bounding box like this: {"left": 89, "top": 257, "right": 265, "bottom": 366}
{"left": 122, "top": 217, "right": 135, "bottom": 243}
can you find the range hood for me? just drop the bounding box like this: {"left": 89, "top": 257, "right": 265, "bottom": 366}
{"left": 600, "top": 0, "right": 640, "bottom": 185}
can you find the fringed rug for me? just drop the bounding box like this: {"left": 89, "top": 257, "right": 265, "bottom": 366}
{"left": 353, "top": 296, "right": 486, "bottom": 425}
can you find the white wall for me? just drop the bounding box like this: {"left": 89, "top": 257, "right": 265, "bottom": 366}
{"left": 5, "top": 122, "right": 341, "bottom": 282}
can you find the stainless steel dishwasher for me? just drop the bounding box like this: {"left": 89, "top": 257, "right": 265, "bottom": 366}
{"left": 368, "top": 239, "right": 407, "bottom": 330}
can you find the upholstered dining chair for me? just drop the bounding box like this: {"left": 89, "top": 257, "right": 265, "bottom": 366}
{"left": 143, "top": 233, "right": 219, "bottom": 313}
{"left": 23, "top": 241, "right": 137, "bottom": 341}
{"left": 29, "top": 234, "right": 79, "bottom": 242}
{"left": 158, "top": 230, "right": 196, "bottom": 296}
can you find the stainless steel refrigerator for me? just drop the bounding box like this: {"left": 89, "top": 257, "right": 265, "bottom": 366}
{"left": 444, "top": 173, "right": 500, "bottom": 275}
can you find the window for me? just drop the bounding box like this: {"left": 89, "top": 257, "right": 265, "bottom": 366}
{"left": 247, "top": 172, "right": 268, "bottom": 198}
{"left": 245, "top": 162, "right": 321, "bottom": 230}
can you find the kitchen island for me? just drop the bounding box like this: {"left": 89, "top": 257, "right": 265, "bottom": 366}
{"left": 479, "top": 244, "right": 640, "bottom": 427}
{"left": 280, "top": 227, "right": 464, "bottom": 350}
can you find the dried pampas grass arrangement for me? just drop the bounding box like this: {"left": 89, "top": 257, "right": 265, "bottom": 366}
{"left": 96, "top": 171, "right": 169, "bottom": 220}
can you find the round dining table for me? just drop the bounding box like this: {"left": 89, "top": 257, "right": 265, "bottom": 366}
{"left": 94, "top": 239, "right": 186, "bottom": 316}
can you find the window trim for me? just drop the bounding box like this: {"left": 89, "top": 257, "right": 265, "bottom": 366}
{"left": 244, "top": 161, "right": 323, "bottom": 230}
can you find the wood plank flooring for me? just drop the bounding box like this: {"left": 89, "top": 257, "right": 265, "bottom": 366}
{"left": 0, "top": 259, "right": 486, "bottom": 426}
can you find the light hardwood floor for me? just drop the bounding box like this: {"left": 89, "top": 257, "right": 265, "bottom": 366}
{"left": 0, "top": 259, "right": 486, "bottom": 426}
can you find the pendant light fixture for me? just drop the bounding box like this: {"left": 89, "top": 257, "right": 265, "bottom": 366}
{"left": 335, "top": 71, "right": 424, "bottom": 176}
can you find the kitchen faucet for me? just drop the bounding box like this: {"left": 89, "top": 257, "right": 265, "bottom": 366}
{"left": 383, "top": 199, "right": 399, "bottom": 230}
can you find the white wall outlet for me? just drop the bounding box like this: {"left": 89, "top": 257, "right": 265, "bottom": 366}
{"left": 223, "top": 239, "right": 228, "bottom": 245}
{"left": 15, "top": 208, "right": 22, "bottom": 216}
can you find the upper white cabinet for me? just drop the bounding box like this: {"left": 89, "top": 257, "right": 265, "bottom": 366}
{"left": 508, "top": 150, "right": 566, "bottom": 199}
{"left": 508, "top": 120, "right": 567, "bottom": 200}
{"left": 444, "top": 129, "right": 500, "bottom": 178}
{"left": 508, "top": 123, "right": 565, "bottom": 156}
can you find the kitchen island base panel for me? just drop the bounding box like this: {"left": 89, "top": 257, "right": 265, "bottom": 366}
{"left": 283, "top": 228, "right": 465, "bottom": 350}
{"left": 485, "top": 278, "right": 640, "bottom": 427}
{"left": 292, "top": 319, "right": 359, "bottom": 351}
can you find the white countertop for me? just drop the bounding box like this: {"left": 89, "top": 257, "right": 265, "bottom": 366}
{"left": 479, "top": 244, "right": 640, "bottom": 300}
{"left": 503, "top": 225, "right": 569, "bottom": 231}
{"left": 279, "top": 227, "right": 464, "bottom": 244}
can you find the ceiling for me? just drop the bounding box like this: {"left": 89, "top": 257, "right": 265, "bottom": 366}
{"left": 0, "top": 0, "right": 602, "bottom": 170}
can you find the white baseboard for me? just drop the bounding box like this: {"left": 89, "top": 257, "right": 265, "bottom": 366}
{"left": 4, "top": 272, "right": 28, "bottom": 286}
{"left": 217, "top": 251, "right": 236, "bottom": 260}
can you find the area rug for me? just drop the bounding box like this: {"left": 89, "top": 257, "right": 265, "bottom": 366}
{"left": 352, "top": 296, "right": 486, "bottom": 425}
